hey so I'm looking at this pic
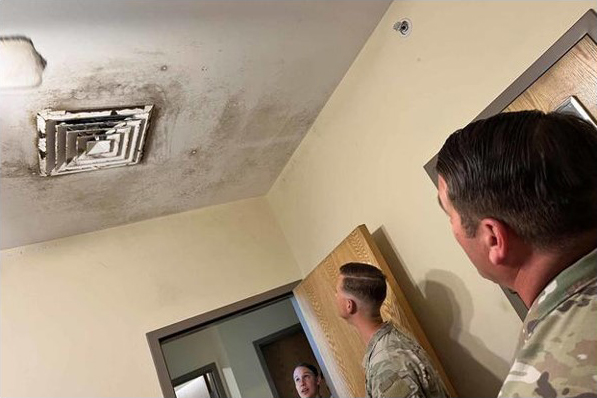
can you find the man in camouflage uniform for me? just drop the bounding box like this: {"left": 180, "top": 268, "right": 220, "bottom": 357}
{"left": 335, "top": 262, "right": 448, "bottom": 397}
{"left": 436, "top": 110, "right": 597, "bottom": 397}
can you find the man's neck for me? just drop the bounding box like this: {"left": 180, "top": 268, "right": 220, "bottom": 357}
{"left": 513, "top": 232, "right": 597, "bottom": 308}
{"left": 350, "top": 315, "right": 384, "bottom": 345}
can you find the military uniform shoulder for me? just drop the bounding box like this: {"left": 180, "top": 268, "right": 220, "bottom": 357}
{"left": 499, "top": 250, "right": 597, "bottom": 397}
{"left": 366, "top": 324, "right": 448, "bottom": 398}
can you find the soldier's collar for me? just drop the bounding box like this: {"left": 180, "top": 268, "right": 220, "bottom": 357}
{"left": 362, "top": 322, "right": 393, "bottom": 368}
{"left": 524, "top": 246, "right": 597, "bottom": 334}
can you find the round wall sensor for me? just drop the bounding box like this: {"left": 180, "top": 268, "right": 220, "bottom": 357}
{"left": 393, "top": 18, "right": 412, "bottom": 37}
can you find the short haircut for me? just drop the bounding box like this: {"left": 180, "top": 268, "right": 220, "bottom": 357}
{"left": 339, "top": 262, "right": 387, "bottom": 309}
{"left": 294, "top": 363, "right": 318, "bottom": 377}
{"left": 436, "top": 110, "right": 597, "bottom": 248}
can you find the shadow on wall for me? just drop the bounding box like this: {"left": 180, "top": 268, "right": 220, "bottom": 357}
{"left": 372, "top": 227, "right": 510, "bottom": 398}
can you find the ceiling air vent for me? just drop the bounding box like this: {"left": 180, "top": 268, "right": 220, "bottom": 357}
{"left": 37, "top": 105, "right": 153, "bottom": 176}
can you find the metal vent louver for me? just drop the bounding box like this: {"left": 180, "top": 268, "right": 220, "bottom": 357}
{"left": 37, "top": 105, "right": 153, "bottom": 176}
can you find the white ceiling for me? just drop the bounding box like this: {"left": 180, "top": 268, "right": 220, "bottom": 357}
{"left": 0, "top": 0, "right": 391, "bottom": 249}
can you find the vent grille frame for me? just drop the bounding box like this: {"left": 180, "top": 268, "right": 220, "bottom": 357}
{"left": 37, "top": 105, "right": 153, "bottom": 176}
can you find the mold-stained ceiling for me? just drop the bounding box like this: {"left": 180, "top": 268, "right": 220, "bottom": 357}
{"left": 0, "top": 0, "right": 391, "bottom": 249}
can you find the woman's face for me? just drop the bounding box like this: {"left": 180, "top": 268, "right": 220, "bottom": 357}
{"left": 293, "top": 366, "right": 320, "bottom": 398}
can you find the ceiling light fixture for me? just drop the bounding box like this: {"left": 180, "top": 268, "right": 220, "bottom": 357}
{"left": 0, "top": 36, "right": 46, "bottom": 89}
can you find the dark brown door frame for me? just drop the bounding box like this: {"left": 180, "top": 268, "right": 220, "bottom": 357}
{"left": 423, "top": 9, "right": 597, "bottom": 321}
{"left": 146, "top": 280, "right": 301, "bottom": 398}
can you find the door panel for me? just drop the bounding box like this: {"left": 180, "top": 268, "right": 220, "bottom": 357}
{"left": 293, "top": 225, "right": 457, "bottom": 397}
{"left": 505, "top": 36, "right": 597, "bottom": 116}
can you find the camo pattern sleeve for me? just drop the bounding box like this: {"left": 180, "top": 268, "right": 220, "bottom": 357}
{"left": 363, "top": 323, "right": 449, "bottom": 398}
{"left": 498, "top": 248, "right": 597, "bottom": 398}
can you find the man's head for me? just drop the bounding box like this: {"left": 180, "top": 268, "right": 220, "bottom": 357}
{"left": 335, "top": 262, "right": 387, "bottom": 321}
{"left": 436, "top": 110, "right": 597, "bottom": 284}
{"left": 293, "top": 363, "right": 321, "bottom": 398}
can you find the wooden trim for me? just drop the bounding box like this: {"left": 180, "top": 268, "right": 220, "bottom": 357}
{"left": 253, "top": 323, "right": 303, "bottom": 398}
{"left": 423, "top": 9, "right": 597, "bottom": 321}
{"left": 146, "top": 281, "right": 301, "bottom": 398}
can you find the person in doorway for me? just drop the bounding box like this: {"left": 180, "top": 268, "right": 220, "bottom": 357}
{"left": 293, "top": 363, "right": 323, "bottom": 398}
{"left": 436, "top": 110, "right": 597, "bottom": 397}
{"left": 335, "top": 262, "right": 449, "bottom": 398}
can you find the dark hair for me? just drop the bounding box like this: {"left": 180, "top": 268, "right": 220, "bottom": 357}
{"left": 294, "top": 363, "right": 319, "bottom": 378}
{"left": 436, "top": 110, "right": 597, "bottom": 248}
{"left": 339, "top": 262, "right": 387, "bottom": 309}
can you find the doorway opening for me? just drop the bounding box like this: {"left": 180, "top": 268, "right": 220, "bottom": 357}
{"left": 254, "top": 324, "right": 331, "bottom": 398}
{"left": 147, "top": 281, "right": 334, "bottom": 398}
{"left": 172, "top": 362, "right": 226, "bottom": 398}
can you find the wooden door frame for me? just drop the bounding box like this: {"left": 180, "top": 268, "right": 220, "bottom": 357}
{"left": 424, "top": 9, "right": 597, "bottom": 320}
{"left": 146, "top": 281, "right": 301, "bottom": 398}
{"left": 253, "top": 323, "right": 303, "bottom": 398}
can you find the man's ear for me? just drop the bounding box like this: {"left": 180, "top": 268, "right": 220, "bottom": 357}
{"left": 347, "top": 298, "right": 358, "bottom": 315}
{"left": 479, "top": 218, "right": 509, "bottom": 266}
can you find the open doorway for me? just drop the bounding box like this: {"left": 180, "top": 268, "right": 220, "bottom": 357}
{"left": 172, "top": 362, "right": 227, "bottom": 398}
{"left": 147, "top": 282, "right": 333, "bottom": 398}
{"left": 254, "top": 324, "right": 331, "bottom": 398}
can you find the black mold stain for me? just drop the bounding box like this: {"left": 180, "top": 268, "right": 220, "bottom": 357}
{"left": 0, "top": 116, "right": 40, "bottom": 179}
{"left": 0, "top": 159, "right": 38, "bottom": 178}
{"left": 1, "top": 52, "right": 325, "bottom": 247}
{"left": 44, "top": 69, "right": 188, "bottom": 165}
{"left": 2, "top": 60, "right": 190, "bottom": 180}
{"left": 176, "top": 93, "right": 319, "bottom": 196}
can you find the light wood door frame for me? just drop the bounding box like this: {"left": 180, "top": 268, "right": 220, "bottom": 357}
{"left": 424, "top": 9, "right": 597, "bottom": 320}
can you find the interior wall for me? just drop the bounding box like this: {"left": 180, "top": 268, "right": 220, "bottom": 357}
{"left": 267, "top": 1, "right": 595, "bottom": 397}
{"left": 216, "top": 299, "right": 300, "bottom": 398}
{"left": 0, "top": 197, "right": 301, "bottom": 397}
{"left": 162, "top": 326, "right": 232, "bottom": 396}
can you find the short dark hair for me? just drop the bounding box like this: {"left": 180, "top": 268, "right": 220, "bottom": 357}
{"left": 436, "top": 110, "right": 597, "bottom": 248}
{"left": 294, "top": 363, "right": 318, "bottom": 377}
{"left": 339, "top": 262, "right": 387, "bottom": 309}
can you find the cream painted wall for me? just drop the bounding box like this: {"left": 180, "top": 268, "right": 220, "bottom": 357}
{"left": 267, "top": 1, "right": 595, "bottom": 397}
{"left": 0, "top": 197, "right": 301, "bottom": 397}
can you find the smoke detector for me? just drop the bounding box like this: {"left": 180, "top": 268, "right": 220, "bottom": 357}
{"left": 37, "top": 105, "right": 153, "bottom": 176}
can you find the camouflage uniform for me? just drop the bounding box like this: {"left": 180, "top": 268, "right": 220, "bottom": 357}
{"left": 363, "top": 322, "right": 449, "bottom": 398}
{"left": 499, "top": 248, "right": 597, "bottom": 397}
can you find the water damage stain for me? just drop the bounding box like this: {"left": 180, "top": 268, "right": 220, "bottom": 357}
{"left": 1, "top": 55, "right": 323, "bottom": 248}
